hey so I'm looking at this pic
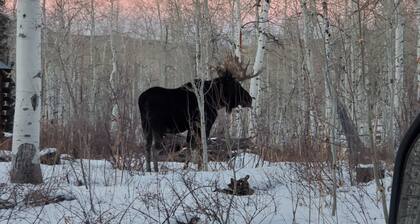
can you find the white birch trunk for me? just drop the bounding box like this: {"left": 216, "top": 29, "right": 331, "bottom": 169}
{"left": 248, "top": 0, "right": 270, "bottom": 138}
{"left": 322, "top": 0, "right": 337, "bottom": 215}
{"left": 193, "top": 0, "right": 209, "bottom": 171}
{"left": 384, "top": 0, "right": 395, "bottom": 146}
{"left": 10, "top": 0, "right": 43, "bottom": 184}
{"left": 201, "top": 0, "right": 210, "bottom": 171}
{"left": 301, "top": 0, "right": 314, "bottom": 81}
{"left": 90, "top": 0, "right": 97, "bottom": 123}
{"left": 301, "top": 0, "right": 315, "bottom": 138}
{"left": 231, "top": 0, "right": 242, "bottom": 138}
{"left": 416, "top": 0, "right": 420, "bottom": 102}
{"left": 349, "top": 0, "right": 357, "bottom": 123}
{"left": 109, "top": 0, "right": 119, "bottom": 135}
{"left": 394, "top": 0, "right": 404, "bottom": 142}
{"left": 234, "top": 0, "right": 241, "bottom": 59}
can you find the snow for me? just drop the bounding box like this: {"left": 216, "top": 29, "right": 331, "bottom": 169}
{"left": 0, "top": 154, "right": 391, "bottom": 224}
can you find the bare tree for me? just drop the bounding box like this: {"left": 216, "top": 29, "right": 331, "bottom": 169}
{"left": 393, "top": 0, "right": 405, "bottom": 143}
{"left": 321, "top": 0, "right": 337, "bottom": 215}
{"left": 248, "top": 0, "right": 270, "bottom": 139}
{"left": 417, "top": 0, "right": 420, "bottom": 102}
{"left": 90, "top": 0, "right": 98, "bottom": 123}
{"left": 301, "top": 0, "right": 315, "bottom": 142}
{"left": 193, "top": 0, "right": 209, "bottom": 171}
{"left": 10, "top": 0, "right": 43, "bottom": 184}
{"left": 231, "top": 0, "right": 242, "bottom": 138}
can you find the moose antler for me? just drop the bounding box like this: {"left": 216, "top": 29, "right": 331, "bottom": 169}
{"left": 223, "top": 54, "right": 261, "bottom": 81}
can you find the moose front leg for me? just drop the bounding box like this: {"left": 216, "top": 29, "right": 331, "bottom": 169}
{"left": 183, "top": 129, "right": 196, "bottom": 170}
{"left": 191, "top": 124, "right": 204, "bottom": 170}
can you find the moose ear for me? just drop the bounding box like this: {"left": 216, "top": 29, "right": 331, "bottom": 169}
{"left": 216, "top": 66, "right": 226, "bottom": 76}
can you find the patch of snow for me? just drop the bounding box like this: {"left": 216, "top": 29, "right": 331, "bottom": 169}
{"left": 0, "top": 155, "right": 391, "bottom": 224}
{"left": 60, "top": 154, "right": 72, "bottom": 160}
{"left": 358, "top": 163, "right": 375, "bottom": 168}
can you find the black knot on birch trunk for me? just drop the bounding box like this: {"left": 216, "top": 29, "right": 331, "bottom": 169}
{"left": 31, "top": 94, "right": 38, "bottom": 111}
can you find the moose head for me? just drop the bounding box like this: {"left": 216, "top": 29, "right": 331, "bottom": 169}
{"left": 214, "top": 54, "right": 260, "bottom": 113}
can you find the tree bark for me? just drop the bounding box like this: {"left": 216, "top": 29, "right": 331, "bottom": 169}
{"left": 394, "top": 0, "right": 404, "bottom": 143}
{"left": 301, "top": 0, "right": 315, "bottom": 142}
{"left": 0, "top": 10, "right": 9, "bottom": 63}
{"left": 109, "top": 0, "right": 122, "bottom": 167}
{"left": 10, "top": 0, "right": 43, "bottom": 184}
{"left": 384, "top": 0, "right": 395, "bottom": 148}
{"left": 417, "top": 0, "right": 420, "bottom": 102}
{"left": 231, "top": 0, "right": 242, "bottom": 138}
{"left": 193, "top": 0, "right": 209, "bottom": 171}
{"left": 90, "top": 0, "right": 97, "bottom": 124}
{"left": 321, "top": 0, "right": 337, "bottom": 215}
{"left": 248, "top": 0, "right": 270, "bottom": 139}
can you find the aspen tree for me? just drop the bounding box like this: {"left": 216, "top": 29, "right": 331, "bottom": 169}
{"left": 248, "top": 0, "right": 270, "bottom": 139}
{"left": 10, "top": 0, "right": 43, "bottom": 184}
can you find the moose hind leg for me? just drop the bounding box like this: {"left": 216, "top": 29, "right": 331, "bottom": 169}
{"left": 152, "top": 132, "right": 163, "bottom": 172}
{"left": 145, "top": 131, "right": 153, "bottom": 172}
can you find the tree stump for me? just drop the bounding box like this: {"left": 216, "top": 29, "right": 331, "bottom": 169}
{"left": 10, "top": 143, "right": 43, "bottom": 184}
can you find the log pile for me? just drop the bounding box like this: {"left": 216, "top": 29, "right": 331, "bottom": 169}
{"left": 215, "top": 175, "right": 255, "bottom": 196}
{"left": 356, "top": 164, "right": 385, "bottom": 183}
{"left": 159, "top": 134, "right": 253, "bottom": 162}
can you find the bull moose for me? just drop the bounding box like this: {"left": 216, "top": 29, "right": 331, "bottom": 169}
{"left": 138, "top": 55, "right": 258, "bottom": 172}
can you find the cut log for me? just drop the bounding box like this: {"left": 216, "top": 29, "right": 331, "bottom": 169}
{"left": 158, "top": 136, "right": 253, "bottom": 162}
{"left": 356, "top": 164, "right": 385, "bottom": 183}
{"left": 40, "top": 148, "right": 60, "bottom": 165}
{"left": 0, "top": 191, "right": 75, "bottom": 210}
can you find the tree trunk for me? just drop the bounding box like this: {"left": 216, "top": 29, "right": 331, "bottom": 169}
{"left": 201, "top": 0, "right": 210, "bottom": 171}
{"left": 321, "top": 0, "right": 337, "bottom": 215}
{"left": 109, "top": 0, "right": 119, "bottom": 134}
{"left": 417, "top": 0, "right": 420, "bottom": 102}
{"left": 0, "top": 10, "right": 9, "bottom": 63}
{"left": 301, "top": 0, "right": 315, "bottom": 143}
{"left": 394, "top": 0, "right": 405, "bottom": 144}
{"left": 248, "top": 0, "right": 270, "bottom": 139}
{"left": 194, "top": 0, "right": 209, "bottom": 171}
{"left": 90, "top": 0, "right": 97, "bottom": 124}
{"left": 384, "top": 0, "right": 395, "bottom": 148}
{"left": 109, "top": 0, "right": 122, "bottom": 165}
{"left": 10, "top": 0, "right": 43, "bottom": 184}
{"left": 231, "top": 0, "right": 242, "bottom": 138}
{"left": 233, "top": 0, "right": 241, "bottom": 59}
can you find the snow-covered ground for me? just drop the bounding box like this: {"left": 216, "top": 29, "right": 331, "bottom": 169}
{"left": 0, "top": 153, "right": 391, "bottom": 223}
